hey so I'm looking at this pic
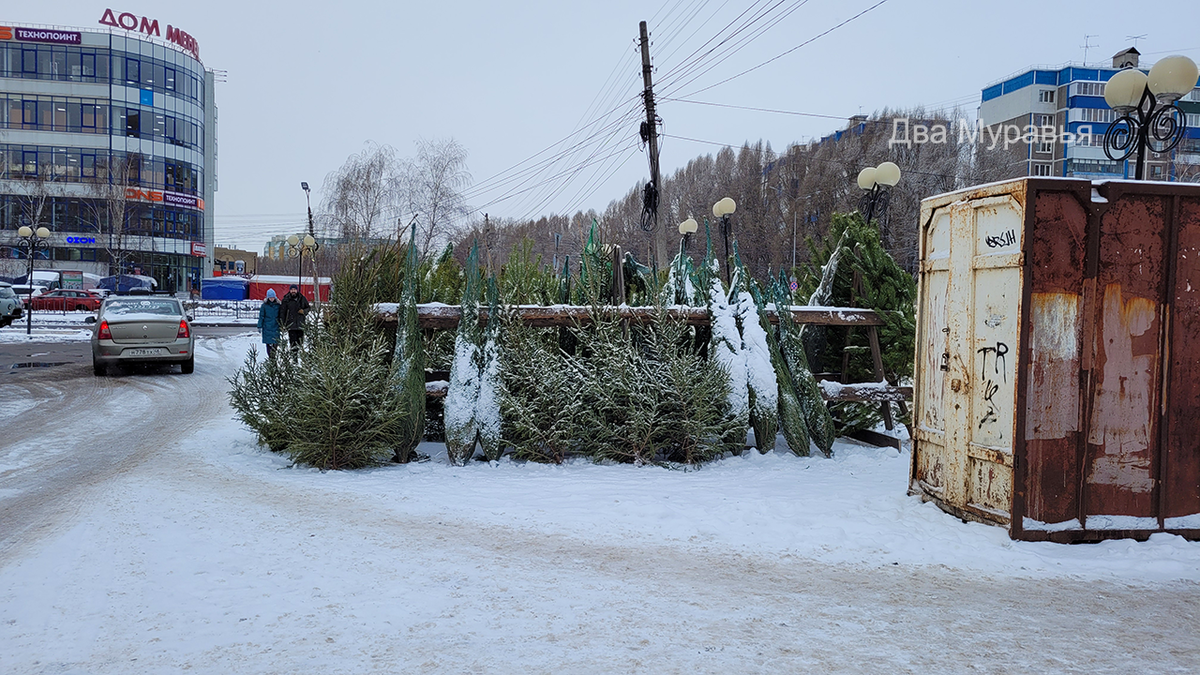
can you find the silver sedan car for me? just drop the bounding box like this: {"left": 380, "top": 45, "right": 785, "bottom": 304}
{"left": 89, "top": 296, "right": 195, "bottom": 375}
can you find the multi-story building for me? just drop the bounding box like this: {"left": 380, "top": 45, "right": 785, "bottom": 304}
{"left": 213, "top": 245, "right": 256, "bottom": 276}
{"left": 0, "top": 16, "right": 216, "bottom": 293}
{"left": 979, "top": 48, "right": 1200, "bottom": 181}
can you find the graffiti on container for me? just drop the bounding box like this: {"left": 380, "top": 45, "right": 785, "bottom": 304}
{"left": 985, "top": 230, "right": 1016, "bottom": 248}
{"left": 977, "top": 341, "right": 1009, "bottom": 428}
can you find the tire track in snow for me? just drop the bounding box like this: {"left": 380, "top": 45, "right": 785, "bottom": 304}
{"left": 0, "top": 337, "right": 236, "bottom": 565}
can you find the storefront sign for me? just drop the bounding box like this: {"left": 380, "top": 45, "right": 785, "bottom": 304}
{"left": 98, "top": 9, "right": 199, "bottom": 59}
{"left": 191, "top": 242, "right": 207, "bottom": 257}
{"left": 124, "top": 187, "right": 205, "bottom": 211}
{"left": 66, "top": 236, "right": 98, "bottom": 245}
{"left": 60, "top": 270, "right": 84, "bottom": 290}
{"left": 0, "top": 26, "right": 83, "bottom": 45}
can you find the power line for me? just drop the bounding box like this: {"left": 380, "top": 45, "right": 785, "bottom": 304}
{"left": 660, "top": 0, "right": 810, "bottom": 94}
{"left": 662, "top": 97, "right": 853, "bottom": 120}
{"left": 678, "top": 0, "right": 891, "bottom": 100}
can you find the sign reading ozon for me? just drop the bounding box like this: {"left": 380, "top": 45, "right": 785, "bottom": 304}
{"left": 99, "top": 8, "right": 199, "bottom": 59}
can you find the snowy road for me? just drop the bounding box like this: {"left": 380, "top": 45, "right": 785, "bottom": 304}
{"left": 0, "top": 335, "right": 1197, "bottom": 674}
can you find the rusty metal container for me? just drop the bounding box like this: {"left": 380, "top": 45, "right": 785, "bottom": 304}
{"left": 912, "top": 177, "right": 1200, "bottom": 542}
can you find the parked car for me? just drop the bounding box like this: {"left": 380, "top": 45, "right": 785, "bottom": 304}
{"left": 11, "top": 285, "right": 48, "bottom": 303}
{"left": 0, "top": 282, "right": 23, "bottom": 328}
{"left": 26, "top": 289, "right": 104, "bottom": 312}
{"left": 97, "top": 274, "right": 157, "bottom": 294}
{"left": 13, "top": 271, "right": 62, "bottom": 291}
{"left": 88, "top": 296, "right": 194, "bottom": 375}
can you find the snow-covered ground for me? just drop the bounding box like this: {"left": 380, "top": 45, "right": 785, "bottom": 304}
{"left": 0, "top": 326, "right": 94, "bottom": 343}
{"left": 0, "top": 334, "right": 1196, "bottom": 673}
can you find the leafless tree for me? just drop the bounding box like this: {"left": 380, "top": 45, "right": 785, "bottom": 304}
{"left": 320, "top": 142, "right": 402, "bottom": 242}
{"left": 399, "top": 138, "right": 472, "bottom": 257}
{"left": 451, "top": 108, "right": 1020, "bottom": 282}
{"left": 2, "top": 173, "right": 59, "bottom": 279}
{"left": 83, "top": 153, "right": 145, "bottom": 276}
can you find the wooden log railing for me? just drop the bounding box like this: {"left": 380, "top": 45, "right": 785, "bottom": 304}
{"left": 376, "top": 303, "right": 885, "bottom": 330}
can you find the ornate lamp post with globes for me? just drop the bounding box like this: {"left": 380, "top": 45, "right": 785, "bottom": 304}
{"left": 16, "top": 225, "right": 52, "bottom": 336}
{"left": 1102, "top": 55, "right": 1198, "bottom": 180}
{"left": 712, "top": 197, "right": 736, "bottom": 283}
{"left": 677, "top": 216, "right": 698, "bottom": 252}
{"left": 286, "top": 233, "right": 319, "bottom": 290}
{"left": 856, "top": 161, "right": 901, "bottom": 244}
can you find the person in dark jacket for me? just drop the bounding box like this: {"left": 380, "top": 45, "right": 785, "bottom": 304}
{"left": 257, "top": 288, "right": 281, "bottom": 358}
{"left": 279, "top": 284, "right": 310, "bottom": 351}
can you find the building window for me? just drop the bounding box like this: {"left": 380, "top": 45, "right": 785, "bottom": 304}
{"left": 1033, "top": 163, "right": 1052, "bottom": 176}
{"left": 1037, "top": 141, "right": 1054, "bottom": 154}
{"left": 1074, "top": 108, "right": 1118, "bottom": 124}
{"left": 1039, "top": 90, "right": 1055, "bottom": 103}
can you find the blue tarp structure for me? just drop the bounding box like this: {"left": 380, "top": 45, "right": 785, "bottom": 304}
{"left": 200, "top": 276, "right": 249, "bottom": 300}
{"left": 97, "top": 274, "right": 157, "bottom": 293}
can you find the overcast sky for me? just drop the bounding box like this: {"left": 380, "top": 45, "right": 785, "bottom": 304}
{"left": 8, "top": 1, "right": 1199, "bottom": 252}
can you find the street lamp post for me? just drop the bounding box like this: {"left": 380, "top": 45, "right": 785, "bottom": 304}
{"left": 856, "top": 161, "right": 902, "bottom": 242}
{"left": 286, "top": 233, "right": 319, "bottom": 288}
{"left": 16, "top": 225, "right": 51, "bottom": 336}
{"left": 1102, "top": 55, "right": 1198, "bottom": 181}
{"left": 300, "top": 181, "right": 315, "bottom": 237}
{"left": 711, "top": 197, "right": 736, "bottom": 283}
{"left": 299, "top": 182, "right": 322, "bottom": 309}
{"left": 677, "top": 217, "right": 698, "bottom": 253}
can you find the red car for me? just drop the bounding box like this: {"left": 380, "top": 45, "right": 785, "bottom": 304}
{"left": 26, "top": 289, "right": 104, "bottom": 312}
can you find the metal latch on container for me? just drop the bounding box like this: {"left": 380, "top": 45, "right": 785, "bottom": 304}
{"left": 940, "top": 328, "right": 950, "bottom": 371}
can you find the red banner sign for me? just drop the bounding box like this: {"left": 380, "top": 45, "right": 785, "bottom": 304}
{"left": 124, "top": 188, "right": 205, "bottom": 211}
{"left": 99, "top": 8, "right": 199, "bottom": 60}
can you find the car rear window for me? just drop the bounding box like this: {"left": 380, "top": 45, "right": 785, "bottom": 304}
{"left": 105, "top": 299, "right": 181, "bottom": 316}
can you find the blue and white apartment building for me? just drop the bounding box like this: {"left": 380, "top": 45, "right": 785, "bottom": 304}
{"left": 0, "top": 12, "right": 215, "bottom": 292}
{"left": 979, "top": 48, "right": 1200, "bottom": 181}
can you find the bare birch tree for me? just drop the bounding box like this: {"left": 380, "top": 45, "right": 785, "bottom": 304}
{"left": 320, "top": 142, "right": 402, "bottom": 242}
{"left": 84, "top": 153, "right": 143, "bottom": 276}
{"left": 399, "top": 138, "right": 472, "bottom": 257}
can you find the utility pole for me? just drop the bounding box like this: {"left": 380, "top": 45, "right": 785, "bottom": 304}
{"left": 639, "top": 20, "right": 666, "bottom": 268}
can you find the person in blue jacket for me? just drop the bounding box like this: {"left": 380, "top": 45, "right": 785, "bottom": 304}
{"left": 257, "top": 288, "right": 282, "bottom": 357}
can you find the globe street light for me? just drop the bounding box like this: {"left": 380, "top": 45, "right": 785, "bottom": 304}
{"left": 286, "top": 233, "right": 319, "bottom": 290}
{"left": 1103, "top": 55, "right": 1198, "bottom": 180}
{"left": 857, "top": 161, "right": 901, "bottom": 241}
{"left": 677, "top": 217, "right": 698, "bottom": 253}
{"left": 712, "top": 197, "right": 736, "bottom": 283}
{"left": 17, "top": 225, "right": 51, "bottom": 336}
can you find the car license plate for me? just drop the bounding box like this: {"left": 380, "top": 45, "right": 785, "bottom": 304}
{"left": 125, "top": 348, "right": 167, "bottom": 356}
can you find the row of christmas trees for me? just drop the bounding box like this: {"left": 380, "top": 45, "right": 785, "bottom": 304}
{"left": 230, "top": 214, "right": 915, "bottom": 469}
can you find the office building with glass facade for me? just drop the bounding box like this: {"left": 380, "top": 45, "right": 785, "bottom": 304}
{"left": 0, "top": 20, "right": 215, "bottom": 292}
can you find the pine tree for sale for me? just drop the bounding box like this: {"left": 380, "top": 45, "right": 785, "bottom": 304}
{"left": 391, "top": 221, "right": 425, "bottom": 463}
{"left": 445, "top": 243, "right": 484, "bottom": 465}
